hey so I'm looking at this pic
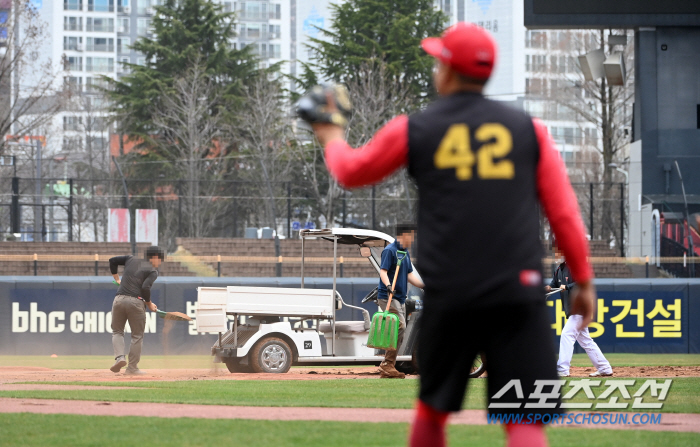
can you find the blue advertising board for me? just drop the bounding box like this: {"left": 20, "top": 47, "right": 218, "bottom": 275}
{"left": 1, "top": 277, "right": 699, "bottom": 355}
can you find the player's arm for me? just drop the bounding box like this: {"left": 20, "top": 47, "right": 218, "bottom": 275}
{"left": 534, "top": 119, "right": 595, "bottom": 327}
{"left": 109, "top": 256, "right": 129, "bottom": 284}
{"left": 140, "top": 271, "right": 158, "bottom": 305}
{"left": 313, "top": 116, "right": 410, "bottom": 188}
{"left": 408, "top": 272, "right": 425, "bottom": 289}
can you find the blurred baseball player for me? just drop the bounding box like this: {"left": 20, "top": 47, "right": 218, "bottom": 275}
{"left": 301, "top": 22, "right": 596, "bottom": 447}
{"left": 547, "top": 241, "right": 613, "bottom": 378}
{"left": 108, "top": 246, "right": 164, "bottom": 375}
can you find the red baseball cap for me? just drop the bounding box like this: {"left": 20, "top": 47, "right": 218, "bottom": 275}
{"left": 421, "top": 22, "right": 497, "bottom": 80}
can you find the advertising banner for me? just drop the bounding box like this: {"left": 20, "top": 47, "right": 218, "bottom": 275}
{"left": 136, "top": 209, "right": 158, "bottom": 246}
{"left": 108, "top": 208, "right": 130, "bottom": 243}
{"left": 1, "top": 278, "right": 699, "bottom": 355}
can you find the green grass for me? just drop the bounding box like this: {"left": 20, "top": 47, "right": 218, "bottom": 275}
{"left": 571, "top": 354, "right": 700, "bottom": 367}
{"left": 0, "top": 355, "right": 223, "bottom": 370}
{"left": 3, "top": 377, "right": 699, "bottom": 414}
{"left": 0, "top": 414, "right": 698, "bottom": 447}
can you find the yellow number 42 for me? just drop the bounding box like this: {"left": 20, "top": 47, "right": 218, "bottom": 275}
{"left": 434, "top": 123, "right": 515, "bottom": 180}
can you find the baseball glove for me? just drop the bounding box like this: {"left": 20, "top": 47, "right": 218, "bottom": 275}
{"left": 296, "top": 84, "right": 352, "bottom": 127}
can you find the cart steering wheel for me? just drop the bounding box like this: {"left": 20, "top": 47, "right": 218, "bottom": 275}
{"left": 361, "top": 286, "right": 379, "bottom": 304}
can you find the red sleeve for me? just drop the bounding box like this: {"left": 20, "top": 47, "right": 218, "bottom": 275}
{"left": 534, "top": 119, "right": 594, "bottom": 282}
{"left": 324, "top": 115, "right": 409, "bottom": 188}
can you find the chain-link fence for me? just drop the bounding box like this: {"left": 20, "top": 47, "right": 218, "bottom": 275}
{"left": 0, "top": 176, "right": 418, "bottom": 251}
{"left": 1, "top": 176, "right": 628, "bottom": 251}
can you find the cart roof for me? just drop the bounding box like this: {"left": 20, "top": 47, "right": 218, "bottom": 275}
{"left": 299, "top": 228, "right": 394, "bottom": 246}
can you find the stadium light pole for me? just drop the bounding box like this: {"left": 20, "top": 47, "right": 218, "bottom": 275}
{"left": 608, "top": 162, "right": 628, "bottom": 182}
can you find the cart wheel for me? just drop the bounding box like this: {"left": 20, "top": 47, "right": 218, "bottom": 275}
{"left": 224, "top": 358, "right": 252, "bottom": 373}
{"left": 396, "top": 342, "right": 418, "bottom": 375}
{"left": 469, "top": 353, "right": 486, "bottom": 378}
{"left": 251, "top": 337, "right": 292, "bottom": 373}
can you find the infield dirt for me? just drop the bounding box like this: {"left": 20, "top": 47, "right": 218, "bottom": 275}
{"left": 1, "top": 365, "right": 700, "bottom": 385}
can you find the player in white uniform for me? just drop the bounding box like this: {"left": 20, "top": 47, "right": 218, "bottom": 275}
{"left": 547, "top": 243, "right": 613, "bottom": 377}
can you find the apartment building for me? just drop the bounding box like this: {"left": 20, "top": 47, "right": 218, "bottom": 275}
{"left": 523, "top": 28, "right": 603, "bottom": 165}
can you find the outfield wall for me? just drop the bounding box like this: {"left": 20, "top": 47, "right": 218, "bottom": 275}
{"left": 1, "top": 277, "right": 699, "bottom": 355}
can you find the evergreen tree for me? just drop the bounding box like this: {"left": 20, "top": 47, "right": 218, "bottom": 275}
{"left": 107, "top": 0, "right": 257, "bottom": 138}
{"left": 307, "top": 0, "right": 446, "bottom": 101}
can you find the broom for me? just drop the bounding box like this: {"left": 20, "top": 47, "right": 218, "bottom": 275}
{"left": 367, "top": 250, "right": 407, "bottom": 350}
{"left": 112, "top": 280, "right": 191, "bottom": 321}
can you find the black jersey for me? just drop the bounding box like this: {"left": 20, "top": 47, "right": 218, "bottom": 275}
{"left": 407, "top": 92, "right": 543, "bottom": 300}
{"left": 109, "top": 255, "right": 159, "bottom": 302}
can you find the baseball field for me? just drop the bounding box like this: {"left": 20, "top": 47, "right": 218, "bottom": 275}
{"left": 1, "top": 353, "right": 700, "bottom": 446}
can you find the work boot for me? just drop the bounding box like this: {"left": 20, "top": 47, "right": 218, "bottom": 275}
{"left": 379, "top": 360, "right": 404, "bottom": 378}
{"left": 380, "top": 369, "right": 406, "bottom": 379}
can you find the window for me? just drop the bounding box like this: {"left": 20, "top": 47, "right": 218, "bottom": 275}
{"left": 269, "top": 43, "right": 280, "bottom": 59}
{"left": 87, "top": 37, "right": 114, "bottom": 52}
{"left": 62, "top": 137, "right": 83, "bottom": 151}
{"left": 118, "top": 17, "right": 130, "bottom": 33}
{"left": 65, "top": 56, "right": 83, "bottom": 71}
{"left": 137, "top": 18, "right": 150, "bottom": 35}
{"left": 271, "top": 3, "right": 281, "bottom": 19}
{"left": 89, "top": 136, "right": 108, "bottom": 149}
{"left": 117, "top": 37, "right": 130, "bottom": 53}
{"left": 87, "top": 118, "right": 110, "bottom": 132}
{"left": 529, "top": 55, "right": 546, "bottom": 72}
{"left": 137, "top": 57, "right": 146, "bottom": 66}
{"left": 118, "top": 56, "right": 130, "bottom": 73}
{"left": 268, "top": 24, "right": 280, "bottom": 39}
{"left": 64, "top": 17, "right": 83, "bottom": 31}
{"left": 64, "top": 0, "right": 83, "bottom": 11}
{"left": 118, "top": 0, "right": 130, "bottom": 12}
{"left": 86, "top": 76, "right": 110, "bottom": 92}
{"left": 86, "top": 57, "right": 114, "bottom": 72}
{"left": 244, "top": 2, "right": 261, "bottom": 20}
{"left": 64, "top": 76, "right": 83, "bottom": 91}
{"left": 88, "top": 0, "right": 114, "bottom": 12}
{"left": 223, "top": 1, "right": 233, "bottom": 12}
{"left": 246, "top": 23, "right": 260, "bottom": 39}
{"left": 63, "top": 116, "right": 83, "bottom": 131}
{"left": 137, "top": 0, "right": 150, "bottom": 15}
{"left": 527, "top": 31, "right": 547, "bottom": 49}
{"left": 585, "top": 128, "right": 599, "bottom": 146}
{"left": 87, "top": 18, "right": 115, "bottom": 32}
{"left": 63, "top": 36, "right": 83, "bottom": 51}
{"left": 526, "top": 78, "right": 544, "bottom": 95}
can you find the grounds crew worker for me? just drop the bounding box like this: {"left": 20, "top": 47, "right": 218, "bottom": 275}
{"left": 547, "top": 240, "right": 613, "bottom": 378}
{"left": 303, "top": 22, "right": 596, "bottom": 447}
{"left": 108, "top": 246, "right": 164, "bottom": 375}
{"left": 377, "top": 224, "right": 425, "bottom": 379}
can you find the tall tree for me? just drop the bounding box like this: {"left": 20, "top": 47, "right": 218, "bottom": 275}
{"left": 307, "top": 0, "right": 446, "bottom": 102}
{"left": 231, "top": 72, "right": 292, "bottom": 231}
{"left": 0, "top": 0, "right": 65, "bottom": 156}
{"left": 106, "top": 0, "right": 257, "bottom": 139}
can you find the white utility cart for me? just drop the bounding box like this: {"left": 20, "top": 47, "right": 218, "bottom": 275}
{"left": 195, "top": 228, "right": 485, "bottom": 376}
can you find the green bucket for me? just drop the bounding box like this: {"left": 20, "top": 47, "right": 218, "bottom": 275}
{"left": 367, "top": 310, "right": 399, "bottom": 350}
